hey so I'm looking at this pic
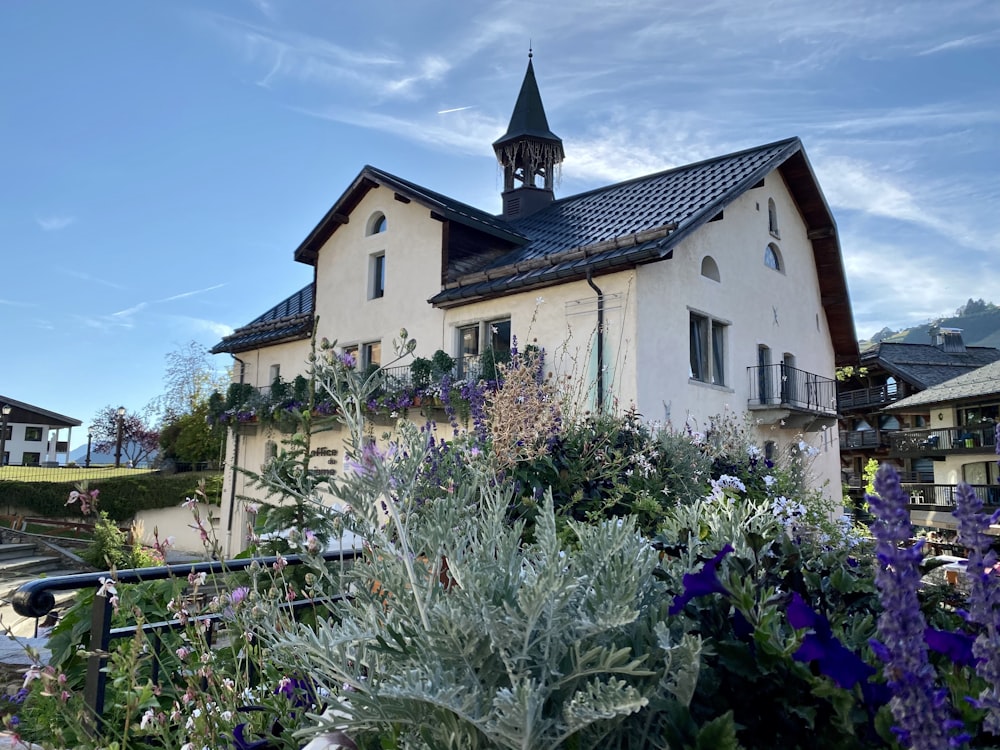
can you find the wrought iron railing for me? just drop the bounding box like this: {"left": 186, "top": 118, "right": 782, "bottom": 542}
{"left": 746, "top": 364, "right": 837, "bottom": 417}
{"left": 888, "top": 425, "right": 998, "bottom": 456}
{"left": 903, "top": 483, "right": 1000, "bottom": 507}
{"left": 12, "top": 549, "right": 359, "bottom": 738}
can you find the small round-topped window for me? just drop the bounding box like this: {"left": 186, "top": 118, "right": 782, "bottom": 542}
{"left": 367, "top": 212, "right": 387, "bottom": 235}
{"left": 764, "top": 243, "right": 782, "bottom": 271}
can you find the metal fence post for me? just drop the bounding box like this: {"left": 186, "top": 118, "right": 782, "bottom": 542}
{"left": 83, "top": 593, "right": 113, "bottom": 737}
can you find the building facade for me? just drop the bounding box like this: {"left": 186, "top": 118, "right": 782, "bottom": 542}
{"left": 0, "top": 396, "right": 81, "bottom": 467}
{"left": 212, "top": 58, "right": 857, "bottom": 555}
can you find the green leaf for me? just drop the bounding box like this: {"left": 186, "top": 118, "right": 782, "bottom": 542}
{"left": 695, "top": 711, "right": 741, "bottom": 750}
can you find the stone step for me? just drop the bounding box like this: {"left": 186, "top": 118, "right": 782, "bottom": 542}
{"left": 0, "top": 555, "right": 64, "bottom": 576}
{"left": 0, "top": 543, "right": 39, "bottom": 561}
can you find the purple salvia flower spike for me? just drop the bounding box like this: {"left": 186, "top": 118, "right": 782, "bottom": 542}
{"left": 953, "top": 481, "right": 1000, "bottom": 734}
{"left": 868, "top": 464, "right": 967, "bottom": 749}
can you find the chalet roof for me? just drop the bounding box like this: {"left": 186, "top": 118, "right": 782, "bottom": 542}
{"left": 861, "top": 342, "right": 1000, "bottom": 391}
{"left": 886, "top": 359, "right": 1000, "bottom": 411}
{"left": 0, "top": 396, "right": 81, "bottom": 428}
{"left": 220, "top": 139, "right": 858, "bottom": 363}
{"left": 293, "top": 167, "right": 526, "bottom": 265}
{"left": 211, "top": 285, "right": 314, "bottom": 355}
{"left": 431, "top": 136, "right": 858, "bottom": 363}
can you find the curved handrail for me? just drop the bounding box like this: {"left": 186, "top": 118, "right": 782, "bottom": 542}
{"left": 11, "top": 548, "right": 361, "bottom": 618}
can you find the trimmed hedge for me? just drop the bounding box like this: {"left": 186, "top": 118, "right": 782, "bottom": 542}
{"left": 0, "top": 471, "right": 222, "bottom": 523}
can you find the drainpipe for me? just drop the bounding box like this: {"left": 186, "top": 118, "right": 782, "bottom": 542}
{"left": 586, "top": 269, "right": 605, "bottom": 413}
{"left": 224, "top": 355, "right": 246, "bottom": 558}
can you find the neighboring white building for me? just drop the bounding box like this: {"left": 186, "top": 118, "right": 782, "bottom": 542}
{"left": 212, "top": 58, "right": 857, "bottom": 555}
{"left": 0, "top": 396, "right": 81, "bottom": 467}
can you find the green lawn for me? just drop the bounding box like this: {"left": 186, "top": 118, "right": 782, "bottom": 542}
{"left": 0, "top": 466, "right": 156, "bottom": 482}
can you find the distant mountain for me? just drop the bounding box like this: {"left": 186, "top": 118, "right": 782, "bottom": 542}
{"left": 861, "top": 300, "right": 1000, "bottom": 351}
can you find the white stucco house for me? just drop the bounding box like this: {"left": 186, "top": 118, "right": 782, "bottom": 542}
{"left": 0, "top": 396, "right": 81, "bottom": 467}
{"left": 211, "top": 57, "right": 857, "bottom": 555}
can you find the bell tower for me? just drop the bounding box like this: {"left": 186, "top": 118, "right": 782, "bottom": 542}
{"left": 493, "top": 51, "right": 564, "bottom": 220}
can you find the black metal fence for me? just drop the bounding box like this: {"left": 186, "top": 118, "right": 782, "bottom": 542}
{"left": 12, "top": 549, "right": 360, "bottom": 738}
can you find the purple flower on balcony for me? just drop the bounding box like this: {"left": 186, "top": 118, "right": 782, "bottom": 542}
{"left": 668, "top": 544, "right": 733, "bottom": 615}
{"left": 869, "top": 465, "right": 969, "bottom": 748}
{"left": 953, "top": 481, "right": 1000, "bottom": 734}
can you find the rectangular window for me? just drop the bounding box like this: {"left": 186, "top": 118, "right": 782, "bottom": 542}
{"left": 269, "top": 364, "right": 280, "bottom": 384}
{"left": 689, "top": 312, "right": 726, "bottom": 386}
{"left": 458, "top": 324, "right": 479, "bottom": 378}
{"left": 23, "top": 452, "right": 41, "bottom": 466}
{"left": 2, "top": 425, "right": 10, "bottom": 441}
{"left": 24, "top": 426, "right": 43, "bottom": 441}
{"left": 362, "top": 341, "right": 381, "bottom": 369}
{"left": 370, "top": 253, "right": 385, "bottom": 299}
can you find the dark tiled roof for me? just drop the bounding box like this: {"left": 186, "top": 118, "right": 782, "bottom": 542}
{"left": 862, "top": 342, "right": 1000, "bottom": 390}
{"left": 431, "top": 137, "right": 802, "bottom": 305}
{"left": 0, "top": 396, "right": 80, "bottom": 427}
{"left": 211, "top": 285, "right": 314, "bottom": 354}
{"left": 887, "top": 359, "right": 1000, "bottom": 410}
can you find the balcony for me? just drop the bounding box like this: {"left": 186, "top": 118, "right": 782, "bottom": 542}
{"left": 887, "top": 425, "right": 997, "bottom": 457}
{"left": 746, "top": 364, "right": 837, "bottom": 424}
{"left": 839, "top": 429, "right": 893, "bottom": 450}
{"left": 904, "top": 483, "right": 1000, "bottom": 507}
{"left": 837, "top": 383, "right": 899, "bottom": 412}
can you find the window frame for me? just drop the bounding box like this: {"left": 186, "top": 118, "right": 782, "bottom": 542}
{"left": 456, "top": 317, "right": 512, "bottom": 379}
{"left": 764, "top": 243, "right": 782, "bottom": 272}
{"left": 767, "top": 198, "right": 780, "bottom": 238}
{"left": 24, "top": 426, "right": 43, "bottom": 442}
{"left": 689, "top": 311, "right": 727, "bottom": 386}
{"left": 370, "top": 252, "right": 386, "bottom": 299}
{"left": 366, "top": 212, "right": 387, "bottom": 236}
{"left": 361, "top": 341, "right": 381, "bottom": 370}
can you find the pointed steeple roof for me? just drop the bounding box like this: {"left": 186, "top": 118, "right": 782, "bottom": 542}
{"left": 493, "top": 56, "right": 563, "bottom": 150}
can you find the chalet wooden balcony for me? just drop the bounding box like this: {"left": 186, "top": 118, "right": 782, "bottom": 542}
{"left": 746, "top": 364, "right": 837, "bottom": 422}
{"left": 887, "top": 425, "right": 997, "bottom": 457}
{"left": 837, "top": 383, "right": 899, "bottom": 412}
{"left": 839, "top": 429, "right": 894, "bottom": 450}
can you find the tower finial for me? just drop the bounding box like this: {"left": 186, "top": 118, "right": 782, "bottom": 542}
{"left": 528, "top": 40, "right": 532, "bottom": 59}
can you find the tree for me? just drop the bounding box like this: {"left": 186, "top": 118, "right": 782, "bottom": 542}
{"left": 158, "top": 400, "right": 223, "bottom": 468}
{"left": 90, "top": 406, "right": 160, "bottom": 467}
{"left": 152, "top": 341, "right": 230, "bottom": 421}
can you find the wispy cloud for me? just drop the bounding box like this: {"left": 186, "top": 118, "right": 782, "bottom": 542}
{"left": 160, "top": 283, "right": 227, "bottom": 303}
{"left": 918, "top": 30, "right": 1000, "bottom": 55}
{"left": 36, "top": 215, "right": 76, "bottom": 231}
{"left": 168, "top": 316, "right": 234, "bottom": 339}
{"left": 59, "top": 269, "right": 125, "bottom": 290}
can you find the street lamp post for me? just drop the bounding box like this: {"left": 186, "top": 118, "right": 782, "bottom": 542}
{"left": 86, "top": 427, "right": 93, "bottom": 468}
{"left": 114, "top": 406, "right": 126, "bottom": 469}
{"left": 0, "top": 404, "right": 10, "bottom": 467}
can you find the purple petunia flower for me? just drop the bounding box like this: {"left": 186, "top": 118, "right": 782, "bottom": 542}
{"left": 787, "top": 592, "right": 876, "bottom": 690}
{"left": 668, "top": 544, "right": 733, "bottom": 615}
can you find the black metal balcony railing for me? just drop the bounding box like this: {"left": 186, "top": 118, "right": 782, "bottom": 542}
{"left": 888, "top": 425, "right": 998, "bottom": 456}
{"left": 837, "top": 383, "right": 899, "bottom": 412}
{"left": 746, "top": 364, "right": 837, "bottom": 417}
{"left": 902, "top": 483, "right": 1000, "bottom": 507}
{"left": 11, "top": 549, "right": 359, "bottom": 739}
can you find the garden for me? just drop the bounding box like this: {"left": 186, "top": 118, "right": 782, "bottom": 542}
{"left": 6, "top": 331, "right": 1000, "bottom": 749}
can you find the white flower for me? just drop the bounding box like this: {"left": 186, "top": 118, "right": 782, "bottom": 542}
{"left": 140, "top": 708, "right": 156, "bottom": 730}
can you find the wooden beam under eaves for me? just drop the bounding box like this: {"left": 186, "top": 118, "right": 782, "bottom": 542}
{"left": 394, "top": 193, "right": 411, "bottom": 204}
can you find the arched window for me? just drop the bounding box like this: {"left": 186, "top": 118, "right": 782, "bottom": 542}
{"left": 767, "top": 198, "right": 779, "bottom": 237}
{"left": 700, "top": 255, "right": 720, "bottom": 282}
{"left": 764, "top": 243, "right": 782, "bottom": 271}
{"left": 366, "top": 212, "right": 387, "bottom": 236}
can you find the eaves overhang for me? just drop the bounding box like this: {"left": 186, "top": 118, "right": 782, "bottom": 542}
{"left": 294, "top": 166, "right": 528, "bottom": 265}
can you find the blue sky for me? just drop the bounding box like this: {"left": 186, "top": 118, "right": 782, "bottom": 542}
{"left": 2, "top": 1, "right": 998, "bottom": 447}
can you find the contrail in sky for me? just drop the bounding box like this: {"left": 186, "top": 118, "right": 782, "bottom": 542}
{"left": 437, "top": 106, "right": 474, "bottom": 114}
